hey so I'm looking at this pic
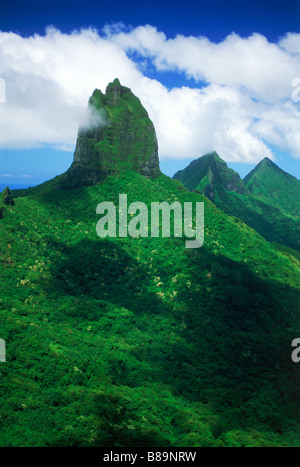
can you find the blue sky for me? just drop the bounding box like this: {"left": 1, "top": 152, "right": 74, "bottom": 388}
{"left": 0, "top": 0, "right": 299, "bottom": 189}
{"left": 1, "top": 0, "right": 299, "bottom": 42}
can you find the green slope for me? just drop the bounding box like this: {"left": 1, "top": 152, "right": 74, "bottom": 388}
{"left": 0, "top": 171, "right": 300, "bottom": 447}
{"left": 213, "top": 184, "right": 300, "bottom": 251}
{"left": 173, "top": 152, "right": 247, "bottom": 197}
{"left": 173, "top": 153, "right": 300, "bottom": 251}
{"left": 244, "top": 158, "right": 300, "bottom": 219}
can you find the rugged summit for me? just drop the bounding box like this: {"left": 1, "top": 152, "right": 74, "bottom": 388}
{"left": 173, "top": 151, "right": 247, "bottom": 201}
{"left": 61, "top": 79, "right": 160, "bottom": 188}
{"left": 244, "top": 157, "right": 300, "bottom": 219}
{"left": 173, "top": 153, "right": 300, "bottom": 250}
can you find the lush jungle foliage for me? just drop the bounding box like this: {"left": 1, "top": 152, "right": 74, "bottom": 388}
{"left": 173, "top": 153, "right": 300, "bottom": 251}
{"left": 244, "top": 157, "right": 300, "bottom": 219}
{"left": 0, "top": 171, "right": 300, "bottom": 447}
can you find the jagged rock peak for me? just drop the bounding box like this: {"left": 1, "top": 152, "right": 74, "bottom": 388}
{"left": 60, "top": 79, "right": 160, "bottom": 189}
{"left": 104, "top": 78, "right": 128, "bottom": 104}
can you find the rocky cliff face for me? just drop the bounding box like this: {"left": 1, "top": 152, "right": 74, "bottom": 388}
{"left": 60, "top": 79, "right": 160, "bottom": 188}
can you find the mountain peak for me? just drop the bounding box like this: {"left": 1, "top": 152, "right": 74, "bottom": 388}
{"left": 107, "top": 77, "right": 121, "bottom": 87}
{"left": 173, "top": 152, "right": 247, "bottom": 198}
{"left": 244, "top": 157, "right": 300, "bottom": 218}
{"left": 259, "top": 157, "right": 277, "bottom": 168}
{"left": 104, "top": 78, "right": 130, "bottom": 105}
{"left": 210, "top": 151, "right": 223, "bottom": 160}
{"left": 262, "top": 157, "right": 273, "bottom": 163}
{"left": 60, "top": 79, "right": 160, "bottom": 188}
{"left": 244, "top": 157, "right": 292, "bottom": 185}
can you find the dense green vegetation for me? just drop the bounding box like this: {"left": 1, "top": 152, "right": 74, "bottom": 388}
{"left": 213, "top": 183, "right": 300, "bottom": 251}
{"left": 60, "top": 79, "right": 160, "bottom": 188}
{"left": 1, "top": 80, "right": 299, "bottom": 447}
{"left": 173, "top": 152, "right": 247, "bottom": 195}
{"left": 244, "top": 157, "right": 300, "bottom": 219}
{"left": 0, "top": 171, "right": 299, "bottom": 447}
{"left": 173, "top": 153, "right": 300, "bottom": 251}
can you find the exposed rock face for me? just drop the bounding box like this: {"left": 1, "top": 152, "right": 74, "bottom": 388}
{"left": 2, "top": 187, "right": 14, "bottom": 206}
{"left": 61, "top": 79, "right": 160, "bottom": 188}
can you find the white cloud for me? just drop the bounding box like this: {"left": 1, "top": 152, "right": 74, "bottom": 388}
{"left": 0, "top": 77, "right": 5, "bottom": 103}
{"left": 110, "top": 26, "right": 300, "bottom": 103}
{"left": 1, "top": 173, "right": 32, "bottom": 178}
{"left": 279, "top": 33, "right": 300, "bottom": 55}
{"left": 0, "top": 27, "right": 142, "bottom": 150}
{"left": 0, "top": 26, "right": 299, "bottom": 164}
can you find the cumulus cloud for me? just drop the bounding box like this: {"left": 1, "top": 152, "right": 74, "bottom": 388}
{"left": 0, "top": 25, "right": 299, "bottom": 164}
{"left": 108, "top": 26, "right": 300, "bottom": 103}
{"left": 0, "top": 78, "right": 5, "bottom": 103}
{"left": 0, "top": 27, "right": 142, "bottom": 150}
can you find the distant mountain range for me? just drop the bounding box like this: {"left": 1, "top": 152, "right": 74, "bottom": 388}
{"left": 173, "top": 152, "right": 300, "bottom": 251}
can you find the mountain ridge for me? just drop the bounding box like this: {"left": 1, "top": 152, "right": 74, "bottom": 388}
{"left": 244, "top": 157, "right": 300, "bottom": 219}
{"left": 173, "top": 151, "right": 247, "bottom": 200}
{"left": 173, "top": 152, "right": 300, "bottom": 251}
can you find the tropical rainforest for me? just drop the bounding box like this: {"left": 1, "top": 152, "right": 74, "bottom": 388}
{"left": 0, "top": 79, "right": 299, "bottom": 447}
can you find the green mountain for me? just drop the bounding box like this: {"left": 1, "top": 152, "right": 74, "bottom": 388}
{"left": 173, "top": 153, "right": 300, "bottom": 251}
{"left": 244, "top": 157, "right": 300, "bottom": 219}
{"left": 173, "top": 151, "right": 247, "bottom": 201}
{"left": 0, "top": 82, "right": 300, "bottom": 447}
{"left": 60, "top": 78, "right": 160, "bottom": 189}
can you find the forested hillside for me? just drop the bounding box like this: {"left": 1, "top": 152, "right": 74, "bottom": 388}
{"left": 0, "top": 80, "right": 299, "bottom": 447}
